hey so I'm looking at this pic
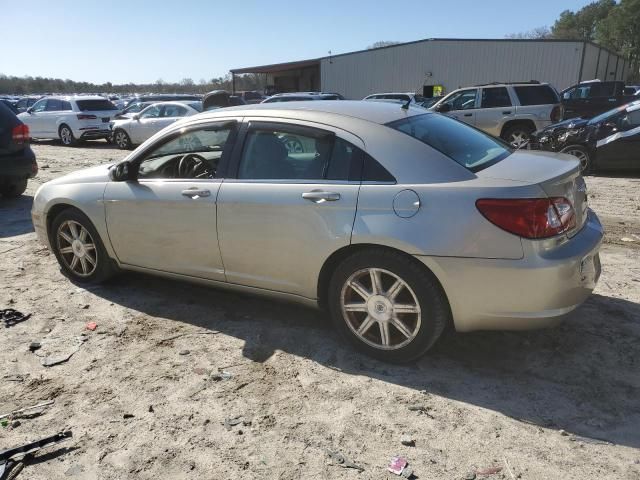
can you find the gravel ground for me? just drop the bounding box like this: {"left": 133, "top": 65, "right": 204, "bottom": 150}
{"left": 1, "top": 141, "right": 639, "bottom": 480}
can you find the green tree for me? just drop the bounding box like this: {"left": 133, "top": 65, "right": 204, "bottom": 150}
{"left": 596, "top": 0, "right": 640, "bottom": 81}
{"left": 551, "top": 0, "right": 615, "bottom": 40}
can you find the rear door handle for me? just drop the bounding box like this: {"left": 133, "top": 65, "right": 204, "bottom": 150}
{"left": 302, "top": 191, "right": 340, "bottom": 203}
{"left": 181, "top": 188, "right": 211, "bottom": 198}
{"left": 463, "top": 113, "right": 473, "bottom": 117}
{"left": 502, "top": 111, "right": 512, "bottom": 114}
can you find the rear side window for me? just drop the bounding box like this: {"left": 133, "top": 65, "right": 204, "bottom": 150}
{"left": 481, "top": 87, "right": 512, "bottom": 108}
{"left": 238, "top": 125, "right": 360, "bottom": 181}
{"left": 75, "top": 100, "right": 118, "bottom": 111}
{"left": 45, "top": 99, "right": 64, "bottom": 111}
{"left": 388, "top": 114, "right": 511, "bottom": 172}
{"left": 61, "top": 101, "right": 72, "bottom": 111}
{"left": 514, "top": 85, "right": 559, "bottom": 105}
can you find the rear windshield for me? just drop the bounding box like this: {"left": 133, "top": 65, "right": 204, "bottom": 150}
{"left": 387, "top": 114, "right": 511, "bottom": 172}
{"left": 75, "top": 100, "right": 118, "bottom": 111}
{"left": 514, "top": 85, "right": 559, "bottom": 106}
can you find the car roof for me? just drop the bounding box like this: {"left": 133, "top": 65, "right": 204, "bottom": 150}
{"left": 366, "top": 92, "right": 415, "bottom": 96}
{"left": 146, "top": 101, "right": 199, "bottom": 108}
{"left": 44, "top": 95, "right": 109, "bottom": 101}
{"left": 193, "top": 100, "right": 428, "bottom": 125}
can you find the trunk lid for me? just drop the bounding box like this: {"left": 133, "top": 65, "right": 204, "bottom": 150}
{"left": 477, "top": 150, "right": 588, "bottom": 237}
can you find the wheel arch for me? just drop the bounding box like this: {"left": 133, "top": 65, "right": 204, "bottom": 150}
{"left": 500, "top": 119, "right": 537, "bottom": 138}
{"left": 316, "top": 243, "right": 452, "bottom": 319}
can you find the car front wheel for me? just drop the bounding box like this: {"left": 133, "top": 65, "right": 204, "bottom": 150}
{"left": 328, "top": 249, "right": 450, "bottom": 363}
{"left": 51, "top": 208, "right": 116, "bottom": 283}
{"left": 560, "top": 145, "right": 592, "bottom": 174}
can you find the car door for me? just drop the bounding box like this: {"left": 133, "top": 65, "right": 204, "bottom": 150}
{"left": 474, "top": 87, "right": 514, "bottom": 137}
{"left": 440, "top": 89, "right": 478, "bottom": 126}
{"left": 596, "top": 108, "right": 640, "bottom": 169}
{"left": 104, "top": 120, "right": 238, "bottom": 281}
{"left": 21, "top": 98, "right": 47, "bottom": 136}
{"left": 42, "top": 99, "right": 64, "bottom": 136}
{"left": 129, "top": 104, "right": 162, "bottom": 144}
{"left": 217, "top": 120, "right": 363, "bottom": 298}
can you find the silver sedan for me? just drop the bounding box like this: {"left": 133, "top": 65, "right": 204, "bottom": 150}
{"left": 31, "top": 101, "right": 603, "bottom": 362}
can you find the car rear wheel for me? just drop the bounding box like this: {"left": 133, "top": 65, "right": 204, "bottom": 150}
{"left": 51, "top": 209, "right": 116, "bottom": 284}
{"left": 113, "top": 129, "right": 132, "bottom": 150}
{"left": 0, "top": 179, "right": 28, "bottom": 198}
{"left": 502, "top": 124, "right": 535, "bottom": 149}
{"left": 59, "top": 125, "right": 77, "bottom": 146}
{"left": 328, "top": 249, "right": 450, "bottom": 363}
{"left": 560, "top": 145, "right": 592, "bottom": 174}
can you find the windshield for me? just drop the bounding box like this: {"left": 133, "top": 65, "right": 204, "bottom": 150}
{"left": 387, "top": 114, "right": 511, "bottom": 172}
{"left": 588, "top": 101, "right": 640, "bottom": 125}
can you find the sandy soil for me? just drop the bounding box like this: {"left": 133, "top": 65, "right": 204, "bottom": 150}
{"left": 1, "top": 141, "right": 639, "bottom": 480}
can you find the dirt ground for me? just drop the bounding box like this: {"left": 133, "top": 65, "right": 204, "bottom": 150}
{"left": 1, "top": 140, "right": 639, "bottom": 480}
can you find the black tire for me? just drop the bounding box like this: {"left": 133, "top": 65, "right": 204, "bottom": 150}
{"left": 560, "top": 145, "right": 592, "bottom": 174}
{"left": 113, "top": 129, "right": 132, "bottom": 150}
{"left": 0, "top": 179, "right": 28, "bottom": 198}
{"left": 58, "top": 124, "right": 77, "bottom": 146}
{"left": 328, "top": 248, "right": 450, "bottom": 363}
{"left": 501, "top": 123, "right": 535, "bottom": 149}
{"left": 50, "top": 208, "right": 117, "bottom": 284}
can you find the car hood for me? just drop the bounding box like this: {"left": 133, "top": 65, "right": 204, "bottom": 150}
{"left": 538, "top": 117, "right": 589, "bottom": 135}
{"left": 46, "top": 163, "right": 113, "bottom": 186}
{"left": 476, "top": 150, "right": 579, "bottom": 184}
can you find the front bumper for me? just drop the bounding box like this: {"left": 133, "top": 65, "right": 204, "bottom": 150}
{"left": 417, "top": 209, "right": 603, "bottom": 332}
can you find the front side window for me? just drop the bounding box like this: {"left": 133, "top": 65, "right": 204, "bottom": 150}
{"left": 238, "top": 125, "right": 359, "bottom": 181}
{"left": 161, "top": 105, "right": 188, "bottom": 117}
{"left": 139, "top": 105, "right": 161, "bottom": 119}
{"left": 31, "top": 99, "right": 47, "bottom": 112}
{"left": 45, "top": 99, "right": 64, "bottom": 111}
{"left": 137, "top": 124, "right": 234, "bottom": 180}
{"left": 388, "top": 113, "right": 511, "bottom": 172}
{"left": 481, "top": 87, "right": 512, "bottom": 108}
{"left": 442, "top": 89, "right": 477, "bottom": 110}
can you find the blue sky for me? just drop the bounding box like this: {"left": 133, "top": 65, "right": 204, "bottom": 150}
{"left": 3, "top": 0, "right": 592, "bottom": 84}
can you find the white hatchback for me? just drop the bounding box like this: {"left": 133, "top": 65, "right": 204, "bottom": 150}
{"left": 18, "top": 96, "right": 118, "bottom": 146}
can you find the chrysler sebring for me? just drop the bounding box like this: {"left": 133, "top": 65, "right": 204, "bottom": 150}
{"left": 31, "top": 101, "right": 603, "bottom": 362}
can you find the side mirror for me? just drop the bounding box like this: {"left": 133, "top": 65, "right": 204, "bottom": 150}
{"left": 435, "top": 103, "right": 451, "bottom": 113}
{"left": 109, "top": 161, "right": 136, "bottom": 182}
{"left": 26, "top": 107, "right": 33, "bottom": 114}
{"left": 132, "top": 114, "right": 140, "bottom": 121}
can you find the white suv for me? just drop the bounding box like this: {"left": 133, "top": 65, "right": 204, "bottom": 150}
{"left": 18, "top": 96, "right": 118, "bottom": 146}
{"left": 429, "top": 82, "right": 562, "bottom": 148}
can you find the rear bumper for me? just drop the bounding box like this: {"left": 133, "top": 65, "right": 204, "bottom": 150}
{"left": 78, "top": 128, "right": 111, "bottom": 140}
{"left": 416, "top": 209, "right": 603, "bottom": 332}
{"left": 0, "top": 147, "right": 37, "bottom": 183}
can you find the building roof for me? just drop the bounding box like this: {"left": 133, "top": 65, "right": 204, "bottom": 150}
{"left": 230, "top": 58, "right": 320, "bottom": 75}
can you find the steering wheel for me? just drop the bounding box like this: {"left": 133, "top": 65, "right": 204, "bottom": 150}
{"left": 177, "top": 153, "right": 212, "bottom": 179}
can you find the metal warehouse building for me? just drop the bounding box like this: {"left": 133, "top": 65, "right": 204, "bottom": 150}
{"left": 231, "top": 38, "right": 627, "bottom": 99}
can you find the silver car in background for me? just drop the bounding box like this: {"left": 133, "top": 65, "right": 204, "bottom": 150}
{"left": 110, "top": 101, "right": 202, "bottom": 149}
{"left": 31, "top": 101, "right": 602, "bottom": 362}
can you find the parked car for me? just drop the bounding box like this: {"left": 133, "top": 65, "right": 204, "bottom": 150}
{"left": 124, "top": 94, "right": 200, "bottom": 108}
{"left": 114, "top": 101, "right": 156, "bottom": 119}
{"left": 1, "top": 99, "right": 19, "bottom": 114}
{"left": 31, "top": 101, "right": 602, "bottom": 362}
{"left": 110, "top": 101, "right": 202, "bottom": 149}
{"left": 561, "top": 80, "right": 637, "bottom": 120}
{"left": 262, "top": 92, "right": 343, "bottom": 103}
{"left": 363, "top": 92, "right": 426, "bottom": 105}
{"left": 0, "top": 102, "right": 38, "bottom": 197}
{"left": 17, "top": 96, "right": 118, "bottom": 145}
{"left": 202, "top": 90, "right": 245, "bottom": 111}
{"left": 235, "top": 91, "right": 266, "bottom": 104}
{"left": 429, "top": 82, "right": 562, "bottom": 148}
{"left": 529, "top": 99, "right": 640, "bottom": 173}
{"left": 623, "top": 85, "right": 640, "bottom": 96}
{"left": 14, "top": 96, "right": 41, "bottom": 113}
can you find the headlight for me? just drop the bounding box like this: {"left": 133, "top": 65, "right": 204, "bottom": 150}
{"left": 557, "top": 131, "right": 571, "bottom": 143}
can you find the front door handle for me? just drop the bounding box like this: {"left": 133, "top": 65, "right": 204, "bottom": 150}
{"left": 181, "top": 188, "right": 211, "bottom": 198}
{"left": 463, "top": 113, "right": 473, "bottom": 117}
{"left": 502, "top": 110, "right": 512, "bottom": 115}
{"left": 302, "top": 191, "right": 340, "bottom": 203}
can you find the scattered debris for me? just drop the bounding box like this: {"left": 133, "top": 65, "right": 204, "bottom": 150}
{"left": 326, "top": 450, "right": 364, "bottom": 472}
{"left": 123, "top": 413, "right": 135, "bottom": 419}
{"left": 476, "top": 465, "right": 503, "bottom": 476}
{"left": 211, "top": 371, "right": 233, "bottom": 381}
{"left": 156, "top": 331, "right": 221, "bottom": 345}
{"left": 85, "top": 322, "right": 97, "bottom": 331}
{"left": 0, "top": 430, "right": 72, "bottom": 480}
{"left": 179, "top": 350, "right": 190, "bottom": 356}
{"left": 559, "top": 429, "right": 569, "bottom": 436}
{"left": 223, "top": 416, "right": 243, "bottom": 430}
{"left": 621, "top": 237, "right": 635, "bottom": 242}
{"left": 9, "top": 420, "right": 20, "bottom": 429}
{"left": 400, "top": 435, "right": 415, "bottom": 447}
{"left": 0, "top": 401, "right": 55, "bottom": 421}
{"left": 407, "top": 405, "right": 434, "bottom": 418}
{"left": 464, "top": 472, "right": 477, "bottom": 480}
{"left": 28, "top": 342, "right": 41, "bottom": 352}
{"left": 388, "top": 456, "right": 409, "bottom": 475}
{"left": 41, "top": 350, "right": 78, "bottom": 367}
{"left": 503, "top": 456, "right": 516, "bottom": 480}
{"left": 148, "top": 406, "right": 154, "bottom": 413}
{"left": 1, "top": 309, "right": 31, "bottom": 328}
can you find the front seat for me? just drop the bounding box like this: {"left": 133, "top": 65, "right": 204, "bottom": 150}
{"left": 241, "top": 133, "right": 294, "bottom": 179}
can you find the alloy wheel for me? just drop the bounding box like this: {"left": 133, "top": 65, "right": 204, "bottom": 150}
{"left": 340, "top": 268, "right": 421, "bottom": 350}
{"left": 56, "top": 220, "right": 98, "bottom": 277}
{"left": 563, "top": 148, "right": 589, "bottom": 171}
{"left": 115, "top": 131, "right": 129, "bottom": 149}
{"left": 60, "top": 127, "right": 72, "bottom": 145}
{"left": 508, "top": 130, "right": 529, "bottom": 149}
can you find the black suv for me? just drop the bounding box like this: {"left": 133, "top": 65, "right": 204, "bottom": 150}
{"left": 529, "top": 99, "right": 640, "bottom": 173}
{"left": 561, "top": 81, "right": 637, "bottom": 120}
{"left": 0, "top": 102, "right": 38, "bottom": 197}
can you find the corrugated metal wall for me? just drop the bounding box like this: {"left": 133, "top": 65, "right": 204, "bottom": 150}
{"left": 320, "top": 40, "right": 624, "bottom": 99}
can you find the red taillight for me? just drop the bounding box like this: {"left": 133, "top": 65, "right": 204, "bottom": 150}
{"left": 551, "top": 105, "right": 562, "bottom": 123}
{"left": 77, "top": 114, "right": 97, "bottom": 120}
{"left": 12, "top": 124, "right": 29, "bottom": 144}
{"left": 476, "top": 197, "right": 576, "bottom": 239}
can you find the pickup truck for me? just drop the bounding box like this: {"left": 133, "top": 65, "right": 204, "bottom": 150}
{"left": 561, "top": 80, "right": 638, "bottom": 120}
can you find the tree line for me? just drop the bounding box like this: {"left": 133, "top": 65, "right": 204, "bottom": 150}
{"left": 0, "top": 73, "right": 265, "bottom": 96}
{"left": 507, "top": 0, "right": 640, "bottom": 81}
